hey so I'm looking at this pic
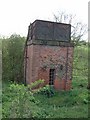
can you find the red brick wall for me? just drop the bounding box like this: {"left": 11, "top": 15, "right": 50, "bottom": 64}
{"left": 26, "top": 44, "right": 74, "bottom": 90}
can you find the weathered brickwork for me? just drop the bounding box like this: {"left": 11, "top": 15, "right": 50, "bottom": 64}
{"left": 25, "top": 44, "right": 74, "bottom": 90}
{"left": 24, "top": 20, "right": 74, "bottom": 90}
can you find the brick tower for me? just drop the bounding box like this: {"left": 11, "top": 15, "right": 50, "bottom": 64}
{"left": 24, "top": 20, "right": 74, "bottom": 90}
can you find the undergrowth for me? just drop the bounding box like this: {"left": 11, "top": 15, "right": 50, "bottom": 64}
{"left": 2, "top": 45, "right": 89, "bottom": 118}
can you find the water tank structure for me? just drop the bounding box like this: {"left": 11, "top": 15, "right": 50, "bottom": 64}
{"left": 24, "top": 20, "right": 74, "bottom": 90}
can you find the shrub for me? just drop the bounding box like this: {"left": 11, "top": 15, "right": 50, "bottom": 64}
{"left": 37, "top": 85, "right": 55, "bottom": 97}
{"left": 2, "top": 83, "right": 36, "bottom": 118}
{"left": 27, "top": 79, "right": 45, "bottom": 90}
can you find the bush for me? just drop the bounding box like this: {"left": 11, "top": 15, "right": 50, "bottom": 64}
{"left": 2, "top": 82, "right": 55, "bottom": 118}
{"left": 37, "top": 85, "right": 55, "bottom": 97}
{"left": 2, "top": 83, "right": 36, "bottom": 118}
{"left": 28, "top": 79, "right": 45, "bottom": 90}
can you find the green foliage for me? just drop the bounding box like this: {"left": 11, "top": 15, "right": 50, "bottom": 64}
{"left": 2, "top": 43, "right": 88, "bottom": 118}
{"left": 2, "top": 83, "right": 36, "bottom": 118}
{"left": 28, "top": 79, "right": 45, "bottom": 90}
{"left": 72, "top": 45, "right": 88, "bottom": 83}
{"left": 37, "top": 85, "right": 55, "bottom": 97}
{"left": 71, "top": 39, "right": 88, "bottom": 46}
{"left": 2, "top": 34, "right": 25, "bottom": 83}
{"left": 27, "top": 79, "right": 55, "bottom": 97}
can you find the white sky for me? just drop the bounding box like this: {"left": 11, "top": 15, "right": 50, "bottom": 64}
{"left": 0, "top": 0, "right": 89, "bottom": 38}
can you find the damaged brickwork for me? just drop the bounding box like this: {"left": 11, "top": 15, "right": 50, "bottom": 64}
{"left": 24, "top": 20, "right": 74, "bottom": 90}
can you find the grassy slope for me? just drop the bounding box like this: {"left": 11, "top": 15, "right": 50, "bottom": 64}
{"left": 2, "top": 45, "right": 88, "bottom": 118}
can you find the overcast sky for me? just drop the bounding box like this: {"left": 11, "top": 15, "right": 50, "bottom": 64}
{"left": 0, "top": 0, "right": 89, "bottom": 38}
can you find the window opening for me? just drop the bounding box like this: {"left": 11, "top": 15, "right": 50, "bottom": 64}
{"left": 49, "top": 69, "right": 55, "bottom": 85}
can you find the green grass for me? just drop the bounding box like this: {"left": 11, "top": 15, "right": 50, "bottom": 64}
{"left": 33, "top": 89, "right": 88, "bottom": 118}
{"left": 2, "top": 45, "right": 88, "bottom": 118}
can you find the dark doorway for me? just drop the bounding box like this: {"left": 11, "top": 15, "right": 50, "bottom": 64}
{"left": 49, "top": 69, "right": 55, "bottom": 85}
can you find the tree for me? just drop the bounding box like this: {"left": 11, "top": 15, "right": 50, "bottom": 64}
{"left": 53, "top": 11, "right": 87, "bottom": 45}
{"left": 2, "top": 34, "right": 25, "bottom": 83}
